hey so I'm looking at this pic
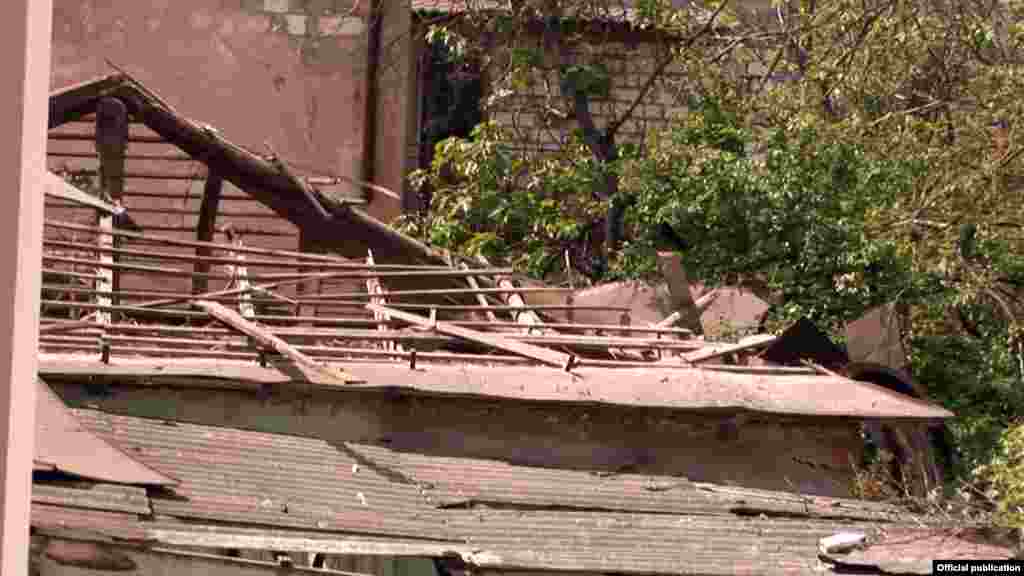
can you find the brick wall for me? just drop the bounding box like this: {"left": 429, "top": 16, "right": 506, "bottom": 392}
{"left": 240, "top": 0, "right": 367, "bottom": 40}
{"left": 486, "top": 37, "right": 693, "bottom": 154}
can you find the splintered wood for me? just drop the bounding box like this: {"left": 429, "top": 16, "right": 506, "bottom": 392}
{"left": 194, "top": 300, "right": 360, "bottom": 385}
{"left": 367, "top": 303, "right": 574, "bottom": 370}
{"left": 224, "top": 228, "right": 254, "bottom": 318}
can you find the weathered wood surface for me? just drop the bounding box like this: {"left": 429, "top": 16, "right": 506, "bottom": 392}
{"left": 462, "top": 264, "right": 498, "bottom": 323}
{"left": 193, "top": 300, "right": 360, "bottom": 384}
{"left": 36, "top": 322, "right": 704, "bottom": 351}
{"left": 367, "top": 304, "right": 573, "bottom": 369}
{"left": 683, "top": 334, "right": 777, "bottom": 363}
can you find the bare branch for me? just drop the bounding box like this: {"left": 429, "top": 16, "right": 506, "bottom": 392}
{"left": 606, "top": 0, "right": 732, "bottom": 140}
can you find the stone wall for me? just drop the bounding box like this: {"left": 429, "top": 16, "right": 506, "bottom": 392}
{"left": 486, "top": 37, "right": 692, "bottom": 154}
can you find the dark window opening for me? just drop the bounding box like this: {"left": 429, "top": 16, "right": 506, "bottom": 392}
{"left": 414, "top": 28, "right": 483, "bottom": 212}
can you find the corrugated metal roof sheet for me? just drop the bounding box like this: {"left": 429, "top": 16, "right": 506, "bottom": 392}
{"left": 34, "top": 378, "right": 177, "bottom": 486}
{"left": 346, "top": 443, "right": 903, "bottom": 522}
{"left": 31, "top": 408, "right": 993, "bottom": 575}
{"left": 32, "top": 483, "right": 151, "bottom": 515}
{"left": 446, "top": 509, "right": 863, "bottom": 575}
{"left": 71, "top": 409, "right": 458, "bottom": 542}
{"left": 32, "top": 503, "right": 149, "bottom": 542}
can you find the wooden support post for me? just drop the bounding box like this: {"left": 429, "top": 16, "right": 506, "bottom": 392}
{"left": 193, "top": 173, "right": 223, "bottom": 294}
{"left": 225, "top": 227, "right": 254, "bottom": 318}
{"left": 96, "top": 210, "right": 113, "bottom": 361}
{"left": 461, "top": 265, "right": 498, "bottom": 324}
{"left": 497, "top": 277, "right": 545, "bottom": 335}
{"left": 96, "top": 97, "right": 128, "bottom": 311}
{"left": 0, "top": 1, "right": 52, "bottom": 572}
{"left": 295, "top": 231, "right": 319, "bottom": 320}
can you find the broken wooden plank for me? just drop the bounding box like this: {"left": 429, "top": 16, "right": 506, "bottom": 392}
{"left": 683, "top": 334, "right": 777, "bottom": 363}
{"left": 656, "top": 252, "right": 703, "bottom": 334}
{"left": 193, "top": 300, "right": 359, "bottom": 384}
{"left": 654, "top": 289, "right": 720, "bottom": 329}
{"left": 367, "top": 303, "right": 573, "bottom": 369}
{"left": 461, "top": 264, "right": 498, "bottom": 323}
{"left": 96, "top": 97, "right": 130, "bottom": 306}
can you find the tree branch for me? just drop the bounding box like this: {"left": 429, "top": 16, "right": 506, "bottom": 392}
{"left": 606, "top": 0, "right": 732, "bottom": 140}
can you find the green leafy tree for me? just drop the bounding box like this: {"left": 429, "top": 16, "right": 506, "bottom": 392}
{"left": 400, "top": 0, "right": 1024, "bottom": 495}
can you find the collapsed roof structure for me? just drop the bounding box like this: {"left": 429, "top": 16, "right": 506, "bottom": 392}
{"left": 31, "top": 73, "right": 1001, "bottom": 575}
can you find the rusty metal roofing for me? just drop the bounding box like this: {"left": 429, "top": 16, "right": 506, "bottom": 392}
{"left": 70, "top": 409, "right": 457, "bottom": 542}
{"left": 39, "top": 358, "right": 953, "bottom": 420}
{"left": 34, "top": 378, "right": 178, "bottom": 486}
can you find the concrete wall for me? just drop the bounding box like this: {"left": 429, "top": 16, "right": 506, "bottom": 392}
{"left": 49, "top": 0, "right": 405, "bottom": 220}
{"left": 51, "top": 379, "right": 864, "bottom": 497}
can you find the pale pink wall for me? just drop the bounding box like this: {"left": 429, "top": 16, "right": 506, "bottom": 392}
{"left": 49, "top": 0, "right": 402, "bottom": 221}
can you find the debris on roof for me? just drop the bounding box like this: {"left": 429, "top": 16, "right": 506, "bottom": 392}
{"left": 33, "top": 72, "right": 967, "bottom": 575}
{"left": 28, "top": 401, "right": 982, "bottom": 576}
{"left": 819, "top": 528, "right": 1017, "bottom": 574}
{"left": 34, "top": 377, "right": 176, "bottom": 486}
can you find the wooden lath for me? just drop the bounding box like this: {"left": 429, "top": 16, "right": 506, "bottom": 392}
{"left": 367, "top": 303, "right": 576, "bottom": 370}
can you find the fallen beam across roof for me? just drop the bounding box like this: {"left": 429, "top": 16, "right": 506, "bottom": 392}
{"left": 194, "top": 300, "right": 361, "bottom": 385}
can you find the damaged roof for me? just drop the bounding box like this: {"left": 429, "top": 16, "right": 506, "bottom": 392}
{"left": 29, "top": 395, "right": 991, "bottom": 575}
{"left": 40, "top": 73, "right": 952, "bottom": 423}
{"left": 48, "top": 73, "right": 447, "bottom": 268}
{"left": 38, "top": 357, "right": 953, "bottom": 420}
{"left": 34, "top": 377, "right": 176, "bottom": 486}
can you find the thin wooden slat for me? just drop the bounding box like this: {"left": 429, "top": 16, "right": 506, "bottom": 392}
{"left": 35, "top": 322, "right": 703, "bottom": 351}
{"left": 41, "top": 253, "right": 515, "bottom": 282}
{"left": 194, "top": 300, "right": 361, "bottom": 384}
{"left": 368, "top": 303, "right": 574, "bottom": 370}
{"left": 44, "top": 239, "right": 424, "bottom": 271}
{"left": 683, "top": 334, "right": 777, "bottom": 363}
{"left": 462, "top": 264, "right": 498, "bottom": 323}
